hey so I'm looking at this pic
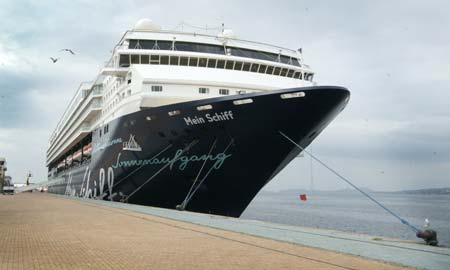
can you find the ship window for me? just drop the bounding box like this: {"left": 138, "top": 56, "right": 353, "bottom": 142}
{"left": 141, "top": 40, "right": 156, "bottom": 49}
{"left": 180, "top": 57, "right": 189, "bottom": 66}
{"left": 273, "top": 67, "right": 281, "bottom": 75}
{"left": 151, "top": 85, "right": 163, "bottom": 92}
{"left": 197, "top": 104, "right": 213, "bottom": 111}
{"left": 150, "top": 55, "right": 160, "bottom": 64}
{"left": 127, "top": 79, "right": 131, "bottom": 84}
{"left": 280, "top": 55, "right": 291, "bottom": 64}
{"left": 280, "top": 68, "right": 288, "bottom": 77}
{"left": 225, "top": 61, "right": 234, "bottom": 70}
{"left": 189, "top": 57, "right": 198, "bottom": 66}
{"left": 157, "top": 41, "right": 172, "bottom": 50}
{"left": 168, "top": 110, "right": 180, "bottom": 116}
{"left": 242, "top": 62, "right": 251, "bottom": 71}
{"left": 287, "top": 69, "right": 295, "bottom": 78}
{"left": 250, "top": 64, "right": 259, "bottom": 73}
{"left": 234, "top": 62, "right": 243, "bottom": 70}
{"left": 141, "top": 55, "right": 149, "bottom": 64}
{"left": 131, "top": 55, "right": 140, "bottom": 64}
{"left": 146, "top": 115, "right": 157, "bottom": 121}
{"left": 199, "top": 87, "right": 209, "bottom": 94}
{"left": 266, "top": 66, "right": 274, "bottom": 75}
{"left": 160, "top": 56, "right": 169, "bottom": 65}
{"left": 233, "top": 98, "right": 253, "bottom": 105}
{"left": 119, "top": 54, "right": 130, "bottom": 67}
{"left": 216, "top": 60, "right": 225, "bottom": 69}
{"left": 294, "top": 71, "right": 302, "bottom": 79}
{"left": 258, "top": 65, "right": 267, "bottom": 73}
{"left": 207, "top": 59, "right": 217, "bottom": 68}
{"left": 170, "top": 56, "right": 179, "bottom": 65}
{"left": 198, "top": 58, "right": 207, "bottom": 67}
{"left": 219, "top": 89, "right": 229, "bottom": 95}
{"left": 281, "top": 92, "right": 305, "bottom": 99}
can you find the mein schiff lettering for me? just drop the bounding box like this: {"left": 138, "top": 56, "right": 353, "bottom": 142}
{"left": 184, "top": 110, "right": 234, "bottom": 126}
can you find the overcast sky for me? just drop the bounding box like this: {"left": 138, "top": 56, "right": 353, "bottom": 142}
{"left": 1, "top": 0, "right": 449, "bottom": 191}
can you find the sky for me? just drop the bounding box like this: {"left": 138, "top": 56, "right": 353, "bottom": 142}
{"left": 0, "top": 0, "right": 449, "bottom": 191}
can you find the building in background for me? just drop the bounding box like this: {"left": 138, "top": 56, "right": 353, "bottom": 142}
{"left": 0, "top": 157, "right": 7, "bottom": 192}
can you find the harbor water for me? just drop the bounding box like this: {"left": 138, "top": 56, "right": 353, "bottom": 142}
{"left": 243, "top": 191, "right": 450, "bottom": 246}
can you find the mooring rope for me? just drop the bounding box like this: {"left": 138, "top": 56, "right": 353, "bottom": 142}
{"left": 278, "top": 130, "right": 420, "bottom": 233}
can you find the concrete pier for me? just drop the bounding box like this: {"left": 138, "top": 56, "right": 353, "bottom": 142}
{"left": 0, "top": 193, "right": 421, "bottom": 269}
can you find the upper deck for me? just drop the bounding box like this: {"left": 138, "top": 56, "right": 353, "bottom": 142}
{"left": 47, "top": 19, "right": 314, "bottom": 167}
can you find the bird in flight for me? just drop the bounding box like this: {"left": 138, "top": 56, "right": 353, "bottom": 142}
{"left": 60, "top": 48, "right": 75, "bottom": 55}
{"left": 50, "top": 57, "right": 60, "bottom": 63}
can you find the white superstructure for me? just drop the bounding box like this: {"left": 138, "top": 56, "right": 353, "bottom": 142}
{"left": 46, "top": 19, "right": 315, "bottom": 168}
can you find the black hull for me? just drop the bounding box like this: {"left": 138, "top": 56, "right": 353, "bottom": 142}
{"left": 48, "top": 86, "right": 349, "bottom": 217}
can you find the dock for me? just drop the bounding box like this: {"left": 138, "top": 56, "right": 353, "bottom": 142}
{"left": 1, "top": 193, "right": 448, "bottom": 269}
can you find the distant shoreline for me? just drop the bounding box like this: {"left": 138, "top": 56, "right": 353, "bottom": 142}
{"left": 264, "top": 187, "right": 450, "bottom": 195}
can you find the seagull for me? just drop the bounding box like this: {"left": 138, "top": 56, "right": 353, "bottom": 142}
{"left": 50, "top": 57, "right": 60, "bottom": 63}
{"left": 60, "top": 48, "right": 75, "bottom": 55}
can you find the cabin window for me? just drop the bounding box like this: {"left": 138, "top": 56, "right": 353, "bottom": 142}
{"left": 198, "top": 58, "right": 207, "bottom": 67}
{"left": 180, "top": 57, "right": 189, "bottom": 66}
{"left": 234, "top": 62, "right": 243, "bottom": 70}
{"left": 287, "top": 69, "right": 295, "bottom": 78}
{"left": 151, "top": 85, "right": 163, "bottom": 92}
{"left": 225, "top": 61, "right": 234, "bottom": 70}
{"left": 157, "top": 41, "right": 172, "bottom": 50}
{"left": 130, "top": 55, "right": 140, "bottom": 64}
{"left": 170, "top": 56, "right": 179, "bottom": 65}
{"left": 189, "top": 57, "right": 198, "bottom": 66}
{"left": 258, "top": 65, "right": 267, "bottom": 73}
{"left": 150, "top": 55, "right": 160, "bottom": 64}
{"left": 280, "top": 68, "right": 288, "bottom": 77}
{"left": 207, "top": 59, "right": 217, "bottom": 68}
{"left": 216, "top": 60, "right": 225, "bottom": 69}
{"left": 119, "top": 54, "right": 130, "bottom": 67}
{"left": 266, "top": 66, "right": 274, "bottom": 75}
{"left": 219, "top": 89, "right": 229, "bottom": 95}
{"left": 199, "top": 87, "right": 209, "bottom": 94}
{"left": 160, "top": 56, "right": 169, "bottom": 65}
{"left": 141, "top": 55, "right": 149, "bottom": 64}
{"left": 242, "top": 62, "right": 251, "bottom": 71}
{"left": 250, "top": 64, "right": 259, "bottom": 73}
{"left": 273, "top": 67, "right": 281, "bottom": 76}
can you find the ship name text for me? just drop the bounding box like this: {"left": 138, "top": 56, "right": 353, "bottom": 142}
{"left": 184, "top": 110, "right": 234, "bottom": 126}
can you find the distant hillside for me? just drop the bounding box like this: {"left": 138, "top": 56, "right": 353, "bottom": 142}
{"left": 395, "top": 187, "right": 450, "bottom": 195}
{"left": 264, "top": 187, "right": 450, "bottom": 195}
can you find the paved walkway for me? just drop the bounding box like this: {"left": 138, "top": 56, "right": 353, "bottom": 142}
{"left": 0, "top": 193, "right": 409, "bottom": 270}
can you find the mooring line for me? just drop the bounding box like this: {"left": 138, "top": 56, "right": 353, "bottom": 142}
{"left": 278, "top": 130, "right": 420, "bottom": 234}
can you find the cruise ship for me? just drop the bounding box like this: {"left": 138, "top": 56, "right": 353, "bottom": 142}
{"left": 46, "top": 19, "right": 350, "bottom": 217}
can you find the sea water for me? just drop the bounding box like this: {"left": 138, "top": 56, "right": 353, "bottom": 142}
{"left": 242, "top": 191, "right": 450, "bottom": 246}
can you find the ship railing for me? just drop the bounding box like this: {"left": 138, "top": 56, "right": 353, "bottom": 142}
{"left": 49, "top": 81, "right": 94, "bottom": 141}
{"left": 47, "top": 96, "right": 102, "bottom": 157}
